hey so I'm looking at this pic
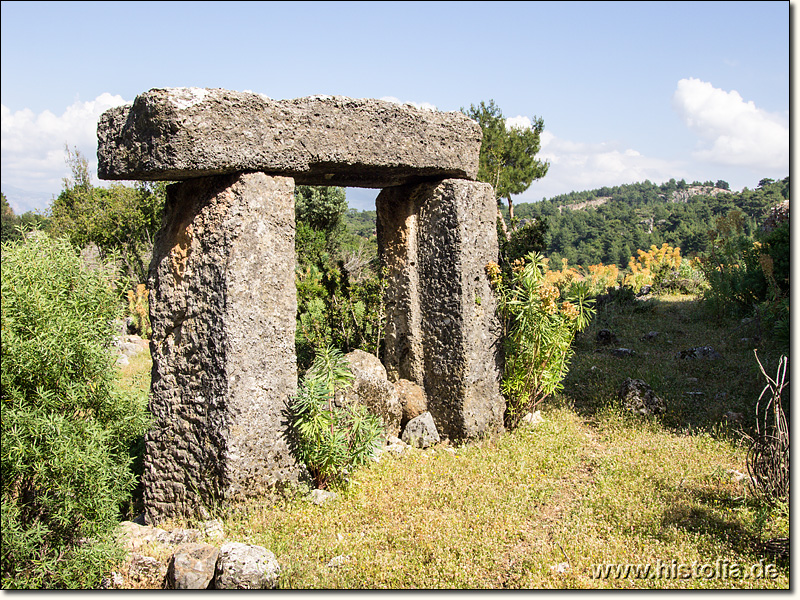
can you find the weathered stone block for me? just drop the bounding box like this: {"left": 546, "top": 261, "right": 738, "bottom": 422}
{"left": 377, "top": 179, "right": 505, "bottom": 441}
{"left": 143, "top": 172, "right": 301, "bottom": 522}
{"left": 97, "top": 88, "right": 481, "bottom": 187}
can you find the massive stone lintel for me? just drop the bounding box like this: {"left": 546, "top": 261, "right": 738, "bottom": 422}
{"left": 377, "top": 179, "right": 505, "bottom": 441}
{"left": 143, "top": 172, "right": 300, "bottom": 522}
{"left": 97, "top": 88, "right": 481, "bottom": 188}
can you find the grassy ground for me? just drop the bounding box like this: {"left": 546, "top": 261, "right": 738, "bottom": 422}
{"left": 116, "top": 294, "right": 789, "bottom": 589}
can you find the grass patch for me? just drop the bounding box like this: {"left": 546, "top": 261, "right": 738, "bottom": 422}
{"left": 114, "top": 295, "right": 788, "bottom": 589}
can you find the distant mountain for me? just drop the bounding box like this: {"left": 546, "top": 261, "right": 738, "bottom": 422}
{"left": 0, "top": 183, "right": 54, "bottom": 215}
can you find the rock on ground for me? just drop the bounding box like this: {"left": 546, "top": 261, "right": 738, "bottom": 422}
{"left": 402, "top": 411, "right": 441, "bottom": 448}
{"left": 214, "top": 542, "right": 281, "bottom": 589}
{"left": 338, "top": 350, "right": 403, "bottom": 437}
{"left": 617, "top": 378, "right": 666, "bottom": 416}
{"left": 167, "top": 543, "right": 219, "bottom": 589}
{"left": 394, "top": 378, "right": 428, "bottom": 426}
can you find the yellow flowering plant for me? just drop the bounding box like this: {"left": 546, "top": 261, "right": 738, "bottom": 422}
{"left": 487, "top": 252, "right": 595, "bottom": 429}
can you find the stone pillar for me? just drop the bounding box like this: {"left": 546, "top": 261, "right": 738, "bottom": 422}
{"left": 377, "top": 179, "right": 505, "bottom": 441}
{"left": 143, "top": 172, "right": 301, "bottom": 522}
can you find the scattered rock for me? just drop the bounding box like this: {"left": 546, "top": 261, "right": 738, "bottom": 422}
{"left": 203, "top": 519, "right": 225, "bottom": 541}
{"left": 676, "top": 346, "right": 722, "bottom": 360}
{"left": 596, "top": 329, "right": 618, "bottom": 345}
{"left": 167, "top": 543, "right": 219, "bottom": 589}
{"left": 326, "top": 554, "right": 352, "bottom": 568}
{"left": 167, "top": 528, "right": 202, "bottom": 545}
{"left": 724, "top": 411, "right": 744, "bottom": 423}
{"left": 128, "top": 553, "right": 168, "bottom": 586}
{"left": 550, "top": 562, "right": 570, "bottom": 574}
{"left": 118, "top": 521, "right": 172, "bottom": 551}
{"left": 611, "top": 347, "right": 635, "bottom": 357}
{"left": 401, "top": 411, "right": 441, "bottom": 448}
{"left": 521, "top": 411, "right": 544, "bottom": 427}
{"left": 617, "top": 378, "right": 666, "bottom": 416}
{"left": 394, "top": 378, "right": 428, "bottom": 426}
{"left": 308, "top": 489, "right": 338, "bottom": 505}
{"left": 100, "top": 571, "right": 125, "bottom": 589}
{"left": 214, "top": 542, "right": 281, "bottom": 590}
{"left": 337, "top": 350, "right": 403, "bottom": 437}
{"left": 641, "top": 331, "right": 659, "bottom": 341}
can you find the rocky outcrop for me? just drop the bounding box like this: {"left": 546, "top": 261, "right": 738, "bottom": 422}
{"left": 98, "top": 89, "right": 481, "bottom": 187}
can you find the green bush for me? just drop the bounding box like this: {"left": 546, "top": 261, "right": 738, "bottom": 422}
{"left": 1, "top": 233, "right": 150, "bottom": 588}
{"left": 487, "top": 252, "right": 595, "bottom": 429}
{"left": 288, "top": 346, "right": 384, "bottom": 489}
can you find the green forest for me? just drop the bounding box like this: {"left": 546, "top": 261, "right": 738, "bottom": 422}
{"left": 339, "top": 176, "right": 790, "bottom": 270}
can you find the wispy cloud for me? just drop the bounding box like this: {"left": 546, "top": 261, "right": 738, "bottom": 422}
{"left": 1, "top": 93, "right": 129, "bottom": 210}
{"left": 672, "top": 77, "right": 788, "bottom": 171}
{"left": 521, "top": 131, "right": 684, "bottom": 201}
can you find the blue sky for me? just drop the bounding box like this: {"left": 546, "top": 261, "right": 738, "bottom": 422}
{"left": 1, "top": 1, "right": 790, "bottom": 214}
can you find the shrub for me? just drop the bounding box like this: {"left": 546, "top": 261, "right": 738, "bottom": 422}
{"left": 288, "top": 346, "right": 384, "bottom": 489}
{"left": 697, "top": 210, "right": 767, "bottom": 318}
{"left": 1, "top": 233, "right": 150, "bottom": 588}
{"left": 487, "top": 252, "right": 595, "bottom": 429}
{"left": 295, "top": 259, "right": 386, "bottom": 372}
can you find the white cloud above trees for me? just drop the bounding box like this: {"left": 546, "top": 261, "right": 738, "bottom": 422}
{"left": 672, "top": 78, "right": 788, "bottom": 171}
{"left": 1, "top": 93, "right": 128, "bottom": 207}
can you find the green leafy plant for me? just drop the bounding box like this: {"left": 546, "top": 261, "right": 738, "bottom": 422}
{"left": 1, "top": 233, "right": 150, "bottom": 588}
{"left": 488, "top": 252, "right": 595, "bottom": 429}
{"left": 289, "top": 346, "right": 384, "bottom": 489}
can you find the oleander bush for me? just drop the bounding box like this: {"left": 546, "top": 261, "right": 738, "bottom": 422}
{"left": 1, "top": 233, "right": 150, "bottom": 588}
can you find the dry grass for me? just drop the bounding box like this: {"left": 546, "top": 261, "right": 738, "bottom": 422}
{"left": 116, "top": 295, "right": 789, "bottom": 589}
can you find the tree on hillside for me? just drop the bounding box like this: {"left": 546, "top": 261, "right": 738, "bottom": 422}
{"left": 463, "top": 100, "right": 549, "bottom": 239}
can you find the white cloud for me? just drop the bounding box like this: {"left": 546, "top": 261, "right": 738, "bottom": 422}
{"left": 379, "top": 96, "right": 437, "bottom": 111}
{"left": 522, "top": 131, "right": 684, "bottom": 201}
{"left": 505, "top": 115, "right": 532, "bottom": 130}
{"left": 672, "top": 78, "right": 788, "bottom": 171}
{"left": 1, "top": 93, "right": 129, "bottom": 211}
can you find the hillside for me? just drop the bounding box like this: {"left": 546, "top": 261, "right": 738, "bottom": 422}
{"left": 343, "top": 177, "right": 789, "bottom": 270}
{"left": 510, "top": 177, "right": 789, "bottom": 268}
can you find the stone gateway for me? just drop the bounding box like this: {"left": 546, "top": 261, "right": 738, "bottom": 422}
{"left": 98, "top": 88, "right": 504, "bottom": 522}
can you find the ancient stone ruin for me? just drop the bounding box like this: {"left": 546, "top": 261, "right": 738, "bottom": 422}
{"left": 98, "top": 88, "right": 504, "bottom": 522}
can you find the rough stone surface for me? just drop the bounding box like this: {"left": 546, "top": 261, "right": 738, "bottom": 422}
{"left": 394, "top": 378, "right": 428, "bottom": 426}
{"left": 98, "top": 88, "right": 481, "bottom": 188}
{"left": 402, "top": 411, "right": 441, "bottom": 448}
{"left": 336, "top": 350, "right": 402, "bottom": 437}
{"left": 168, "top": 543, "right": 220, "bottom": 590}
{"left": 129, "top": 554, "right": 168, "bottom": 587}
{"left": 617, "top": 378, "right": 666, "bottom": 416}
{"left": 143, "top": 172, "right": 301, "bottom": 522}
{"left": 377, "top": 179, "right": 504, "bottom": 441}
{"left": 214, "top": 542, "right": 280, "bottom": 589}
